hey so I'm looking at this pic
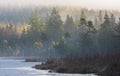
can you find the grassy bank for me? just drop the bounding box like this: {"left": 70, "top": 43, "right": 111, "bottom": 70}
{"left": 34, "top": 53, "right": 120, "bottom": 76}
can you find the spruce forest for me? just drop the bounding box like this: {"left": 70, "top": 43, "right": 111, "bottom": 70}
{"left": 0, "top": 3, "right": 120, "bottom": 75}
{"left": 0, "top": 7, "right": 119, "bottom": 58}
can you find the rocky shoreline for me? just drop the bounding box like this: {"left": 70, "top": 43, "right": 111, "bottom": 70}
{"left": 33, "top": 53, "right": 120, "bottom": 76}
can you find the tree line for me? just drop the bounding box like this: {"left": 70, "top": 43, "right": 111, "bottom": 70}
{"left": 0, "top": 8, "right": 120, "bottom": 58}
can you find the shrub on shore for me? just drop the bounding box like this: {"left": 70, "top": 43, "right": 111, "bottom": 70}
{"left": 34, "top": 53, "right": 120, "bottom": 76}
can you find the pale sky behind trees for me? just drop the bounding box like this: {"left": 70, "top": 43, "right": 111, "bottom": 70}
{"left": 0, "top": 0, "right": 120, "bottom": 10}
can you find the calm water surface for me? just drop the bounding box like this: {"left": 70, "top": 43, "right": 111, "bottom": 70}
{"left": 0, "top": 59, "right": 97, "bottom": 76}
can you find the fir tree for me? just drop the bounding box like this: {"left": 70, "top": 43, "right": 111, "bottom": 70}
{"left": 80, "top": 10, "right": 87, "bottom": 26}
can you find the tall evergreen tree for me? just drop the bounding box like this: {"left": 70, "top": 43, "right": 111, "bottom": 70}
{"left": 104, "top": 12, "right": 110, "bottom": 24}
{"left": 29, "top": 10, "right": 44, "bottom": 34}
{"left": 46, "top": 8, "right": 63, "bottom": 41}
{"left": 98, "top": 12, "right": 116, "bottom": 55}
{"left": 25, "top": 10, "right": 45, "bottom": 50}
{"left": 64, "top": 15, "right": 74, "bottom": 34}
{"left": 80, "top": 10, "right": 87, "bottom": 26}
{"left": 47, "top": 8, "right": 62, "bottom": 28}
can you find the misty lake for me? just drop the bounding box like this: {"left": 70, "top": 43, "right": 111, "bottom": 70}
{"left": 0, "top": 59, "right": 97, "bottom": 76}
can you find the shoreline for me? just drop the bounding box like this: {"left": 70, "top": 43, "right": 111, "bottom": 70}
{"left": 33, "top": 53, "right": 120, "bottom": 76}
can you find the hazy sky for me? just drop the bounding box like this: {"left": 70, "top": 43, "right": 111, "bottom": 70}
{"left": 0, "top": 0, "right": 120, "bottom": 10}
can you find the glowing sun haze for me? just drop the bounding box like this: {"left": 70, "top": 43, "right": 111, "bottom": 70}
{"left": 0, "top": 0, "right": 120, "bottom": 10}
